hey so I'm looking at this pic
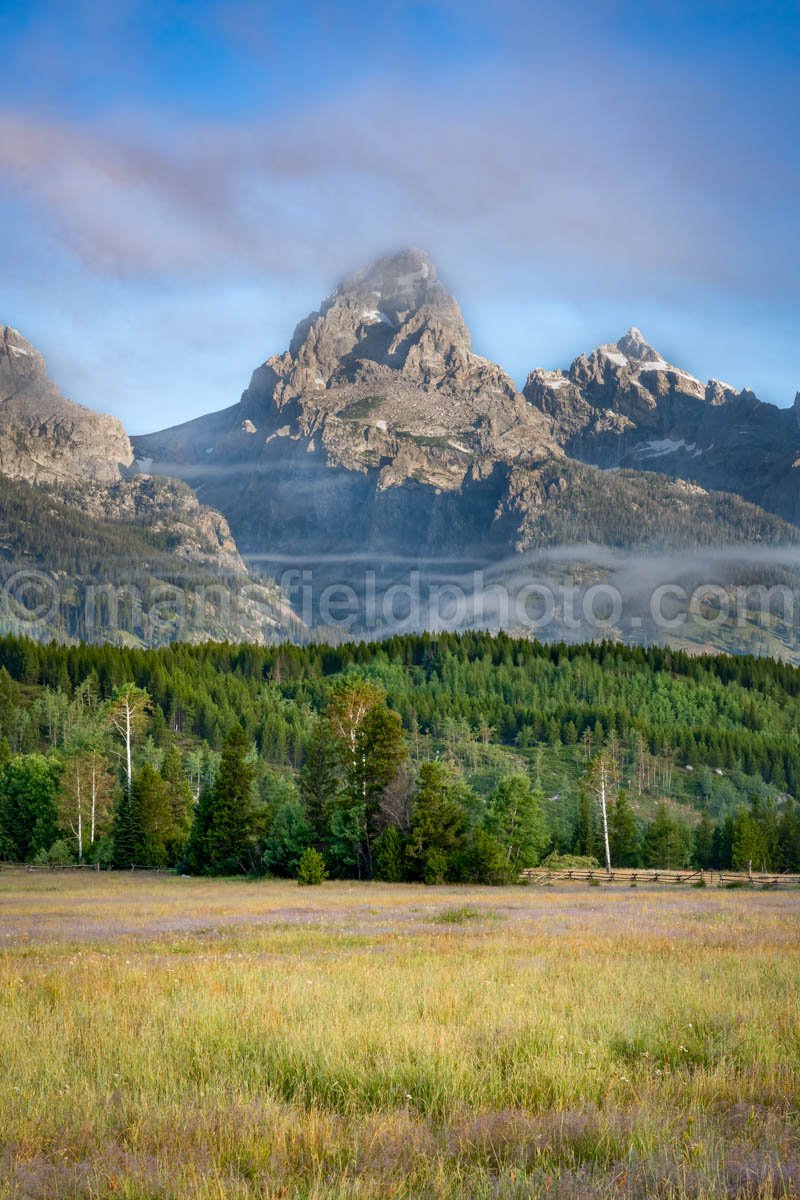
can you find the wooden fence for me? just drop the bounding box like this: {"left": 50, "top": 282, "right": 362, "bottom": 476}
{"left": 0, "top": 862, "right": 164, "bottom": 873}
{"left": 520, "top": 866, "right": 800, "bottom": 888}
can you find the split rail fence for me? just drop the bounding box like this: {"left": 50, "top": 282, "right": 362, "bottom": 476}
{"left": 519, "top": 866, "right": 800, "bottom": 888}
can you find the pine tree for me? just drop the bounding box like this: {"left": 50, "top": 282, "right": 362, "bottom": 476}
{"left": 160, "top": 746, "right": 194, "bottom": 863}
{"left": 130, "top": 764, "right": 173, "bottom": 867}
{"left": 406, "top": 762, "right": 469, "bottom": 883}
{"left": 374, "top": 825, "right": 406, "bottom": 881}
{"left": 111, "top": 787, "right": 141, "bottom": 868}
{"left": 573, "top": 789, "right": 599, "bottom": 861}
{"left": 187, "top": 725, "right": 255, "bottom": 875}
{"left": 609, "top": 790, "right": 639, "bottom": 867}
{"left": 325, "top": 681, "right": 407, "bottom": 876}
{"left": 643, "top": 803, "right": 691, "bottom": 869}
{"left": 299, "top": 720, "right": 339, "bottom": 849}
{"left": 693, "top": 812, "right": 715, "bottom": 869}
{"left": 263, "top": 787, "right": 314, "bottom": 876}
{"left": 731, "top": 809, "right": 768, "bottom": 873}
{"left": 485, "top": 773, "right": 549, "bottom": 872}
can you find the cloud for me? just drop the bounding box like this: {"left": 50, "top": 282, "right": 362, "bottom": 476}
{"left": 0, "top": 51, "right": 797, "bottom": 301}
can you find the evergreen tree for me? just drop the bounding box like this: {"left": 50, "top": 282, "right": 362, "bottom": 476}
{"left": 299, "top": 719, "right": 339, "bottom": 849}
{"left": 779, "top": 799, "right": 800, "bottom": 872}
{"left": 263, "top": 787, "right": 314, "bottom": 876}
{"left": 296, "top": 846, "right": 328, "bottom": 885}
{"left": 186, "top": 725, "right": 256, "bottom": 874}
{"left": 573, "top": 788, "right": 599, "bottom": 860}
{"left": 692, "top": 812, "right": 715, "bottom": 869}
{"left": 130, "top": 764, "right": 173, "bottom": 867}
{"left": 643, "top": 802, "right": 691, "bottom": 869}
{"left": 609, "top": 790, "right": 640, "bottom": 867}
{"left": 111, "top": 787, "right": 142, "bottom": 868}
{"left": 712, "top": 813, "right": 736, "bottom": 870}
{"left": 406, "top": 762, "right": 469, "bottom": 883}
{"left": 325, "top": 681, "right": 407, "bottom": 876}
{"left": 456, "top": 827, "right": 513, "bottom": 885}
{"left": 485, "top": 773, "right": 549, "bottom": 872}
{"left": 161, "top": 746, "right": 194, "bottom": 862}
{"left": 374, "top": 825, "right": 406, "bottom": 882}
{"left": 731, "top": 808, "right": 769, "bottom": 872}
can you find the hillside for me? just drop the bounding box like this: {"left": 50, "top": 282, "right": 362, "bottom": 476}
{"left": 1, "top": 631, "right": 799, "bottom": 874}
{"left": 0, "top": 325, "right": 300, "bottom": 644}
{"left": 0, "top": 473, "right": 300, "bottom": 645}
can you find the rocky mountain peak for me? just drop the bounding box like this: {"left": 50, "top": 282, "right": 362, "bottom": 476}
{"left": 0, "top": 322, "right": 133, "bottom": 484}
{"left": 276, "top": 247, "right": 472, "bottom": 396}
{"left": 1, "top": 325, "right": 47, "bottom": 385}
{"left": 239, "top": 249, "right": 558, "bottom": 470}
{"left": 616, "top": 327, "right": 663, "bottom": 364}
{"left": 335, "top": 247, "right": 444, "bottom": 316}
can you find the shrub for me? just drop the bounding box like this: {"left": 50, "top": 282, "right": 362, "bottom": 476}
{"left": 32, "top": 838, "right": 75, "bottom": 866}
{"left": 296, "top": 847, "right": 328, "bottom": 886}
{"left": 540, "top": 851, "right": 600, "bottom": 871}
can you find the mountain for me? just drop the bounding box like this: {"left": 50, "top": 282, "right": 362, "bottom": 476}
{"left": 1, "top": 325, "right": 131, "bottom": 483}
{"left": 0, "top": 325, "right": 299, "bottom": 645}
{"left": 6, "top": 254, "right": 800, "bottom": 651}
{"left": 523, "top": 327, "right": 800, "bottom": 524}
{"left": 134, "top": 251, "right": 800, "bottom": 644}
{"left": 134, "top": 248, "right": 559, "bottom": 556}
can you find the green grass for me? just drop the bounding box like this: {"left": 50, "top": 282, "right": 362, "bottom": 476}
{"left": 431, "top": 904, "right": 484, "bottom": 924}
{"left": 339, "top": 396, "right": 384, "bottom": 421}
{"left": 0, "top": 872, "right": 798, "bottom": 1198}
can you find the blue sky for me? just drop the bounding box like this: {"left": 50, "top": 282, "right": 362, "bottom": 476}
{"left": 0, "top": 0, "right": 798, "bottom": 431}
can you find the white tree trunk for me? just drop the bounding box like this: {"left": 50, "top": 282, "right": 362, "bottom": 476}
{"left": 599, "top": 763, "right": 612, "bottom": 872}
{"left": 76, "top": 765, "right": 83, "bottom": 863}
{"left": 90, "top": 754, "right": 97, "bottom": 846}
{"left": 125, "top": 701, "right": 132, "bottom": 800}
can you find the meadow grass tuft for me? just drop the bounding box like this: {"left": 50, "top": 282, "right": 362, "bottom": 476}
{"left": 432, "top": 904, "right": 485, "bottom": 925}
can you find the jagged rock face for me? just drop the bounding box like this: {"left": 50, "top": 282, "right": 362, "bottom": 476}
{"left": 136, "top": 249, "right": 558, "bottom": 509}
{"left": 133, "top": 253, "right": 800, "bottom": 632}
{"left": 62, "top": 476, "right": 246, "bottom": 575}
{"left": 266, "top": 248, "right": 553, "bottom": 462}
{"left": 524, "top": 328, "right": 800, "bottom": 524}
{"left": 0, "top": 325, "right": 304, "bottom": 644}
{"left": 0, "top": 325, "right": 133, "bottom": 483}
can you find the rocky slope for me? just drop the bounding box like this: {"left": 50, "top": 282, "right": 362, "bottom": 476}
{"left": 1, "top": 325, "right": 132, "bottom": 484}
{"left": 0, "top": 325, "right": 299, "bottom": 643}
{"left": 134, "top": 251, "right": 800, "bottom": 637}
{"left": 136, "top": 248, "right": 558, "bottom": 494}
{"left": 524, "top": 327, "right": 800, "bottom": 524}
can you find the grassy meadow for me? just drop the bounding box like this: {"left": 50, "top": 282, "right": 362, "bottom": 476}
{"left": 1, "top": 871, "right": 799, "bottom": 1199}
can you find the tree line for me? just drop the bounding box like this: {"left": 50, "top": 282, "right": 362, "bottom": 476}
{"left": 0, "top": 632, "right": 799, "bottom": 878}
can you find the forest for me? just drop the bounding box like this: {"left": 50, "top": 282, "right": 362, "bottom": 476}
{"left": 0, "top": 631, "right": 799, "bottom": 880}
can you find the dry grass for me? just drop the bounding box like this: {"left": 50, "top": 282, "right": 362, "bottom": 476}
{"left": 1, "top": 872, "right": 799, "bottom": 1198}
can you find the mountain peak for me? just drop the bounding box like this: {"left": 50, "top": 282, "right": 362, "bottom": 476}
{"left": 343, "top": 246, "right": 435, "bottom": 288}
{"left": 0, "top": 323, "right": 132, "bottom": 484}
{"left": 277, "top": 246, "right": 477, "bottom": 399}
{"left": 332, "top": 247, "right": 453, "bottom": 326}
{"left": 2, "top": 324, "right": 47, "bottom": 381}
{"left": 616, "top": 327, "right": 662, "bottom": 363}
